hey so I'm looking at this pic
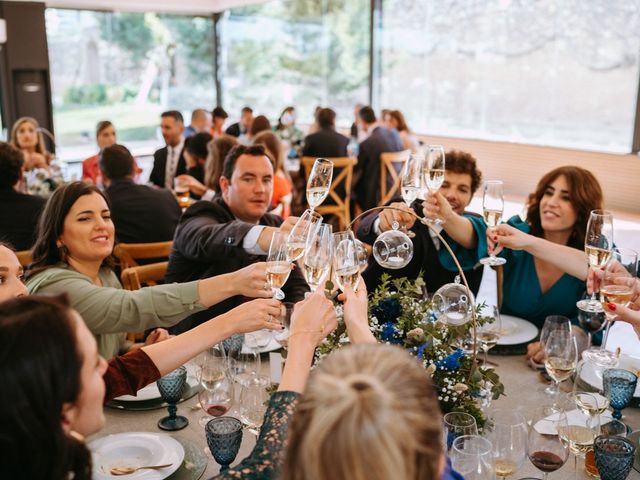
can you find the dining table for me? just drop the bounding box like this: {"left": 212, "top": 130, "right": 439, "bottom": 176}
{"left": 97, "top": 352, "right": 640, "bottom": 479}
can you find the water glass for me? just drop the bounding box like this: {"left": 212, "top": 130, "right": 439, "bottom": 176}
{"left": 239, "top": 374, "right": 270, "bottom": 436}
{"left": 451, "top": 435, "right": 495, "bottom": 480}
{"left": 443, "top": 412, "right": 478, "bottom": 451}
{"left": 603, "top": 368, "right": 638, "bottom": 420}
{"left": 206, "top": 417, "right": 243, "bottom": 472}
{"left": 156, "top": 366, "right": 189, "bottom": 431}
{"left": 485, "top": 409, "right": 527, "bottom": 479}
{"left": 594, "top": 435, "right": 636, "bottom": 480}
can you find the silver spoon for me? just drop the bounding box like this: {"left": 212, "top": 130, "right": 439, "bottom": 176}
{"left": 110, "top": 463, "right": 173, "bottom": 475}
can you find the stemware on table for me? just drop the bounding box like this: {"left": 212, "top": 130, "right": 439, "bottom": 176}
{"left": 539, "top": 315, "right": 575, "bottom": 398}
{"left": 477, "top": 305, "right": 502, "bottom": 365}
{"left": 206, "top": 417, "right": 243, "bottom": 472}
{"left": 450, "top": 435, "right": 495, "bottom": 480}
{"left": 603, "top": 368, "right": 638, "bottom": 421}
{"left": 443, "top": 411, "right": 478, "bottom": 451}
{"left": 557, "top": 396, "right": 600, "bottom": 479}
{"left": 479, "top": 180, "right": 507, "bottom": 266}
{"left": 266, "top": 231, "right": 292, "bottom": 301}
{"left": 332, "top": 231, "right": 361, "bottom": 292}
{"left": 527, "top": 406, "right": 569, "bottom": 480}
{"left": 302, "top": 223, "right": 333, "bottom": 292}
{"left": 485, "top": 409, "right": 527, "bottom": 479}
{"left": 156, "top": 366, "right": 189, "bottom": 431}
{"left": 306, "top": 158, "right": 333, "bottom": 211}
{"left": 593, "top": 435, "right": 636, "bottom": 480}
{"left": 198, "top": 347, "right": 233, "bottom": 428}
{"left": 239, "top": 374, "right": 270, "bottom": 436}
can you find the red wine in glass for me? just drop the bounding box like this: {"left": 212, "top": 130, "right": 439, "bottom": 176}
{"left": 205, "top": 404, "right": 230, "bottom": 416}
{"left": 529, "top": 451, "right": 565, "bottom": 473}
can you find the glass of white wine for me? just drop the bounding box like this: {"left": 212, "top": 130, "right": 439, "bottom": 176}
{"left": 423, "top": 145, "right": 446, "bottom": 225}
{"left": 577, "top": 210, "right": 614, "bottom": 313}
{"left": 543, "top": 327, "right": 578, "bottom": 401}
{"left": 303, "top": 223, "right": 333, "bottom": 292}
{"left": 287, "top": 209, "right": 322, "bottom": 261}
{"left": 480, "top": 180, "right": 507, "bottom": 266}
{"left": 557, "top": 394, "right": 601, "bottom": 479}
{"left": 306, "top": 158, "right": 333, "bottom": 211}
{"left": 477, "top": 305, "right": 501, "bottom": 365}
{"left": 266, "top": 231, "right": 292, "bottom": 300}
{"left": 400, "top": 153, "right": 422, "bottom": 238}
{"left": 332, "top": 231, "right": 361, "bottom": 292}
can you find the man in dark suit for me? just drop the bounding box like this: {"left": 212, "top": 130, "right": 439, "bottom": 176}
{"left": 0, "top": 142, "right": 45, "bottom": 250}
{"left": 302, "top": 108, "right": 349, "bottom": 158}
{"left": 149, "top": 110, "right": 187, "bottom": 189}
{"left": 354, "top": 106, "right": 404, "bottom": 211}
{"left": 166, "top": 144, "right": 309, "bottom": 333}
{"left": 100, "top": 144, "right": 181, "bottom": 244}
{"left": 357, "top": 150, "right": 485, "bottom": 296}
{"left": 225, "top": 106, "right": 253, "bottom": 138}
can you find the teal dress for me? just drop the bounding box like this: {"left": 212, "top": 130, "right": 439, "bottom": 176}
{"left": 439, "top": 215, "right": 586, "bottom": 330}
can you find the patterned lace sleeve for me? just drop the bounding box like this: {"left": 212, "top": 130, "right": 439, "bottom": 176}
{"left": 213, "top": 390, "right": 301, "bottom": 479}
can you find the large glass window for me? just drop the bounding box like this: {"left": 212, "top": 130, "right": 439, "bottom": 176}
{"left": 379, "top": 0, "right": 640, "bottom": 153}
{"left": 221, "top": 0, "right": 369, "bottom": 127}
{"left": 46, "top": 9, "right": 215, "bottom": 160}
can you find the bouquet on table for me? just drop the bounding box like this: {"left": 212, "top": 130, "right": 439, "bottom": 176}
{"left": 317, "top": 274, "right": 504, "bottom": 428}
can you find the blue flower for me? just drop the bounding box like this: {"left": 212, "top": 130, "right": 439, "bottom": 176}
{"left": 372, "top": 298, "right": 401, "bottom": 324}
{"left": 412, "top": 342, "right": 428, "bottom": 360}
{"left": 380, "top": 321, "right": 402, "bottom": 344}
{"left": 436, "top": 349, "right": 464, "bottom": 371}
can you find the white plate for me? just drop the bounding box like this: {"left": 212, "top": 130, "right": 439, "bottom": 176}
{"left": 241, "top": 331, "right": 282, "bottom": 354}
{"left": 579, "top": 353, "right": 640, "bottom": 398}
{"left": 497, "top": 315, "right": 539, "bottom": 345}
{"left": 114, "top": 371, "right": 198, "bottom": 402}
{"left": 89, "top": 432, "right": 184, "bottom": 480}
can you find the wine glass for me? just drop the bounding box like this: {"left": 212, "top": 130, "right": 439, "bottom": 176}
{"left": 354, "top": 239, "right": 370, "bottom": 273}
{"left": 156, "top": 366, "right": 189, "bottom": 431}
{"left": 594, "top": 435, "right": 636, "bottom": 480}
{"left": 287, "top": 209, "right": 322, "bottom": 261}
{"left": 205, "top": 417, "right": 243, "bottom": 473}
{"left": 577, "top": 210, "right": 614, "bottom": 313}
{"left": 557, "top": 397, "right": 600, "bottom": 479}
{"left": 543, "top": 325, "right": 578, "bottom": 401}
{"left": 423, "top": 145, "right": 446, "bottom": 225}
{"left": 569, "top": 391, "right": 610, "bottom": 430}
{"left": 538, "top": 315, "right": 572, "bottom": 395}
{"left": 527, "top": 406, "right": 569, "bottom": 480}
{"left": 450, "top": 435, "right": 495, "bottom": 480}
{"left": 577, "top": 294, "right": 606, "bottom": 350}
{"left": 303, "top": 223, "right": 333, "bottom": 292}
{"left": 486, "top": 409, "right": 527, "bottom": 479}
{"left": 480, "top": 180, "right": 507, "bottom": 266}
{"left": 198, "top": 345, "right": 229, "bottom": 427}
{"left": 400, "top": 153, "right": 422, "bottom": 237}
{"left": 585, "top": 419, "right": 628, "bottom": 478}
{"left": 603, "top": 368, "right": 638, "bottom": 421}
{"left": 306, "top": 158, "right": 333, "bottom": 211}
{"left": 584, "top": 247, "right": 638, "bottom": 367}
{"left": 272, "top": 302, "right": 294, "bottom": 348}
{"left": 332, "top": 231, "right": 360, "bottom": 292}
{"left": 477, "top": 305, "right": 502, "bottom": 365}
{"left": 443, "top": 412, "right": 478, "bottom": 451}
{"left": 266, "top": 231, "right": 292, "bottom": 300}
{"left": 239, "top": 374, "right": 270, "bottom": 436}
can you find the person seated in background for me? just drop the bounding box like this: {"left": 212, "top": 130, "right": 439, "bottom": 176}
{"left": 183, "top": 132, "right": 213, "bottom": 192}
{"left": 353, "top": 106, "right": 404, "bottom": 211}
{"left": 100, "top": 144, "right": 181, "bottom": 244}
{"left": 0, "top": 142, "right": 46, "bottom": 251}
{"left": 302, "top": 107, "right": 349, "bottom": 158}
{"left": 149, "top": 111, "right": 187, "bottom": 189}
{"left": 184, "top": 108, "right": 211, "bottom": 138}
{"left": 166, "top": 144, "right": 309, "bottom": 333}
{"left": 275, "top": 106, "right": 304, "bottom": 158}
{"left": 81, "top": 121, "right": 141, "bottom": 187}
{"left": 25, "top": 181, "right": 278, "bottom": 358}
{"left": 350, "top": 103, "right": 364, "bottom": 141}
{"left": 357, "top": 150, "right": 484, "bottom": 295}
{"left": 211, "top": 106, "right": 228, "bottom": 138}
{"left": 226, "top": 106, "right": 253, "bottom": 138}
{"left": 175, "top": 134, "right": 238, "bottom": 201}
{"left": 253, "top": 130, "right": 293, "bottom": 218}
{"left": 384, "top": 109, "right": 420, "bottom": 152}
{"left": 246, "top": 115, "right": 272, "bottom": 144}
{"left": 306, "top": 105, "right": 322, "bottom": 135}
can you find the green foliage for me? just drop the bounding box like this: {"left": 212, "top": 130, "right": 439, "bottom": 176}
{"left": 62, "top": 84, "right": 139, "bottom": 107}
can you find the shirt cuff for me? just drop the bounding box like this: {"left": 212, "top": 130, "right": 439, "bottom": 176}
{"left": 176, "top": 280, "right": 206, "bottom": 311}
{"left": 373, "top": 217, "right": 382, "bottom": 236}
{"left": 243, "top": 226, "right": 267, "bottom": 255}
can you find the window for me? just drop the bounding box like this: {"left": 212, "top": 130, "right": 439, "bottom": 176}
{"left": 379, "top": 0, "right": 640, "bottom": 153}
{"left": 221, "top": 0, "right": 369, "bottom": 127}
{"left": 46, "top": 9, "right": 215, "bottom": 160}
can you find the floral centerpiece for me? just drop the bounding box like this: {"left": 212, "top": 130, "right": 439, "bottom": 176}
{"left": 318, "top": 274, "right": 504, "bottom": 428}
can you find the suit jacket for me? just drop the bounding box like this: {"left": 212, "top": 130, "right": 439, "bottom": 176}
{"left": 166, "top": 198, "right": 309, "bottom": 332}
{"left": 356, "top": 199, "right": 484, "bottom": 296}
{"left": 302, "top": 128, "right": 349, "bottom": 158}
{"left": 0, "top": 188, "right": 46, "bottom": 251}
{"left": 354, "top": 126, "right": 404, "bottom": 211}
{"left": 105, "top": 179, "right": 182, "bottom": 244}
{"left": 149, "top": 146, "right": 187, "bottom": 188}
{"left": 225, "top": 122, "right": 242, "bottom": 138}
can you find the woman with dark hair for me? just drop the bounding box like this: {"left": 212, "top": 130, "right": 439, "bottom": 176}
{"left": 384, "top": 110, "right": 419, "bottom": 152}
{"left": 275, "top": 106, "right": 304, "bottom": 158}
{"left": 253, "top": 130, "right": 293, "bottom": 218}
{"left": 247, "top": 115, "right": 272, "bottom": 143}
{"left": 24, "top": 181, "right": 282, "bottom": 358}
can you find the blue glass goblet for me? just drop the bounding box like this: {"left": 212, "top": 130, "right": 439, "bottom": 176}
{"left": 206, "top": 417, "right": 243, "bottom": 472}
{"left": 603, "top": 369, "right": 637, "bottom": 421}
{"left": 594, "top": 435, "right": 636, "bottom": 480}
{"left": 157, "top": 366, "right": 189, "bottom": 431}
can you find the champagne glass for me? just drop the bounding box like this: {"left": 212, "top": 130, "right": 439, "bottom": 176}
{"left": 557, "top": 397, "right": 600, "bottom": 479}
{"left": 480, "top": 181, "right": 507, "bottom": 266}
{"left": 239, "top": 374, "right": 270, "bottom": 436}
{"left": 451, "top": 435, "right": 495, "bottom": 480}
{"left": 543, "top": 326, "right": 578, "bottom": 401}
{"left": 577, "top": 210, "right": 614, "bottom": 313}
{"left": 198, "top": 345, "right": 229, "bottom": 427}
{"left": 443, "top": 412, "right": 478, "bottom": 452}
{"left": 306, "top": 158, "right": 333, "bottom": 211}
{"left": 287, "top": 209, "right": 322, "bottom": 261}
{"left": 527, "top": 406, "right": 569, "bottom": 480}
{"left": 400, "top": 153, "right": 422, "bottom": 237}
{"left": 477, "top": 305, "right": 501, "bottom": 365}
{"left": 486, "top": 409, "right": 527, "bottom": 479}
{"left": 584, "top": 247, "right": 638, "bottom": 367}
{"left": 332, "top": 231, "right": 361, "bottom": 292}
{"left": 266, "top": 231, "right": 292, "bottom": 300}
{"left": 423, "top": 145, "right": 446, "bottom": 225}
{"left": 303, "top": 223, "right": 333, "bottom": 292}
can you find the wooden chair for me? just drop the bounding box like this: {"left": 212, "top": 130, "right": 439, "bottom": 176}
{"left": 378, "top": 149, "right": 411, "bottom": 206}
{"left": 15, "top": 250, "right": 32, "bottom": 268}
{"left": 114, "top": 241, "right": 173, "bottom": 270}
{"left": 301, "top": 156, "right": 358, "bottom": 231}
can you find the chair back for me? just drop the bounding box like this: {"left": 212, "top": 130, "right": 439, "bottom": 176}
{"left": 121, "top": 261, "right": 169, "bottom": 291}
{"left": 15, "top": 250, "right": 33, "bottom": 268}
{"left": 378, "top": 149, "right": 411, "bottom": 206}
{"left": 301, "top": 156, "right": 358, "bottom": 231}
{"left": 114, "top": 241, "right": 173, "bottom": 270}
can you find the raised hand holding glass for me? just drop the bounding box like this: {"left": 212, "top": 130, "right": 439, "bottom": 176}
{"left": 480, "top": 180, "right": 506, "bottom": 266}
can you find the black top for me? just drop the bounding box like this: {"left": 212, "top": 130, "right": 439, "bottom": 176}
{"left": 166, "top": 198, "right": 309, "bottom": 333}
{"left": 225, "top": 122, "right": 242, "bottom": 138}
{"left": 302, "top": 128, "right": 349, "bottom": 158}
{"left": 149, "top": 146, "right": 187, "bottom": 188}
{"left": 356, "top": 199, "right": 484, "bottom": 296}
{"left": 0, "top": 188, "right": 46, "bottom": 250}
{"left": 105, "top": 179, "right": 182, "bottom": 244}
